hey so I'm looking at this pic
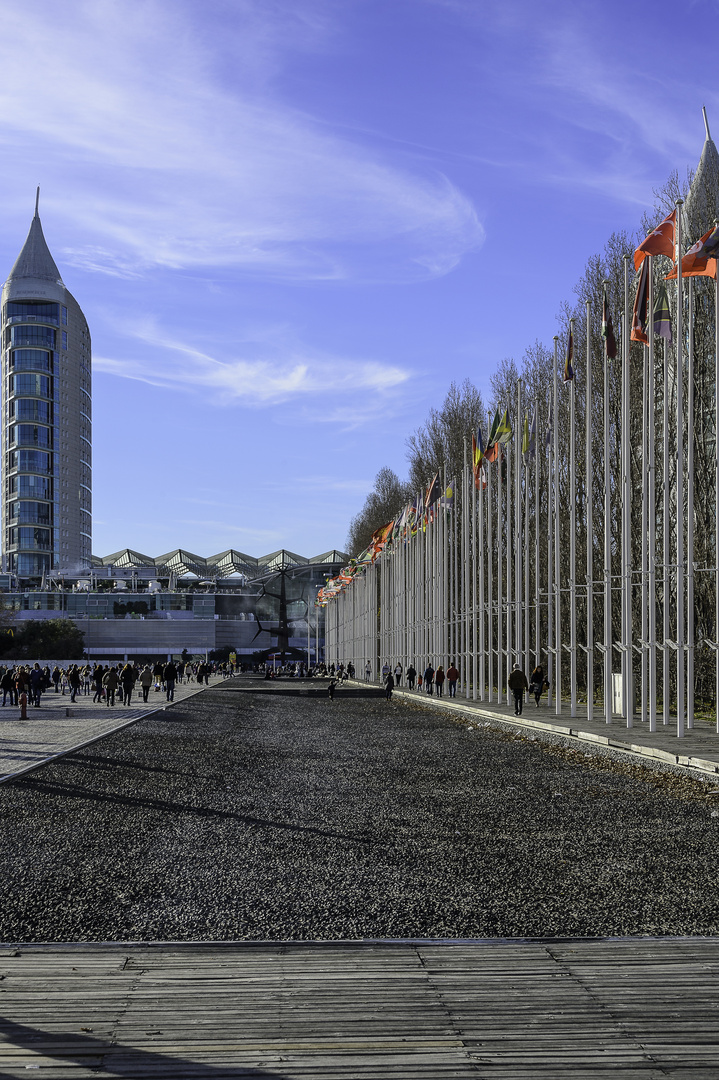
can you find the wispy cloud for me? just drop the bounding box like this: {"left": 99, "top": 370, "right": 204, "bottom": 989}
{"left": 0, "top": 0, "right": 483, "bottom": 283}
{"left": 93, "top": 321, "right": 410, "bottom": 408}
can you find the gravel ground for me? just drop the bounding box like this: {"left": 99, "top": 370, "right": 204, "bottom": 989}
{"left": 2, "top": 680, "right": 719, "bottom": 941}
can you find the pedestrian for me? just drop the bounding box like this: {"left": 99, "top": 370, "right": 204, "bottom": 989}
{"left": 163, "top": 660, "right": 177, "bottom": 701}
{"left": 446, "top": 662, "right": 459, "bottom": 698}
{"left": 139, "top": 664, "right": 153, "bottom": 703}
{"left": 68, "top": 665, "right": 82, "bottom": 703}
{"left": 92, "top": 664, "right": 105, "bottom": 702}
{"left": 120, "top": 663, "right": 136, "bottom": 705}
{"left": 30, "top": 663, "right": 43, "bottom": 708}
{"left": 381, "top": 660, "right": 390, "bottom": 681}
{"left": 365, "top": 661, "right": 372, "bottom": 682}
{"left": 394, "top": 662, "right": 402, "bottom": 687}
{"left": 406, "top": 664, "right": 416, "bottom": 690}
{"left": 508, "top": 663, "right": 529, "bottom": 715}
{"left": 435, "top": 665, "right": 445, "bottom": 697}
{"left": 1, "top": 667, "right": 14, "bottom": 706}
{"left": 52, "top": 666, "right": 61, "bottom": 693}
{"left": 328, "top": 678, "right": 337, "bottom": 700}
{"left": 417, "top": 668, "right": 423, "bottom": 692}
{"left": 529, "top": 664, "right": 546, "bottom": 707}
{"left": 385, "top": 671, "right": 394, "bottom": 700}
{"left": 103, "top": 666, "right": 119, "bottom": 707}
{"left": 424, "top": 663, "right": 435, "bottom": 695}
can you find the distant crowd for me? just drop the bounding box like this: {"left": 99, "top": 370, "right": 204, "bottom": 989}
{"left": 0, "top": 659, "right": 227, "bottom": 708}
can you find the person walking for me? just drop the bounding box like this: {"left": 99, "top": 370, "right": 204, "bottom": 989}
{"left": 424, "top": 663, "right": 435, "bottom": 695}
{"left": 385, "top": 670, "right": 394, "bottom": 700}
{"left": 92, "top": 664, "right": 104, "bottom": 703}
{"left": 381, "top": 661, "right": 390, "bottom": 682}
{"left": 446, "top": 662, "right": 459, "bottom": 698}
{"left": 120, "top": 663, "right": 136, "bottom": 706}
{"left": 103, "top": 666, "right": 119, "bottom": 707}
{"left": 529, "top": 664, "right": 546, "bottom": 707}
{"left": 52, "top": 666, "right": 61, "bottom": 693}
{"left": 434, "top": 665, "right": 445, "bottom": 697}
{"left": 394, "top": 662, "right": 402, "bottom": 687}
{"left": 1, "top": 667, "right": 14, "bottom": 707}
{"left": 508, "top": 664, "right": 529, "bottom": 716}
{"left": 364, "top": 661, "right": 372, "bottom": 682}
{"left": 139, "top": 664, "right": 153, "bottom": 703}
{"left": 30, "top": 663, "right": 43, "bottom": 708}
{"left": 163, "top": 660, "right": 178, "bottom": 701}
{"left": 68, "top": 665, "right": 82, "bottom": 703}
{"left": 406, "top": 664, "right": 416, "bottom": 690}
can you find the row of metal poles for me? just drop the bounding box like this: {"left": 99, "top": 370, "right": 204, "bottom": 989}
{"left": 326, "top": 205, "right": 719, "bottom": 735}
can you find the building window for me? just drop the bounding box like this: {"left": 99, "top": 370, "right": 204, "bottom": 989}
{"left": 11, "top": 373, "right": 51, "bottom": 398}
{"left": 10, "top": 349, "right": 53, "bottom": 372}
{"left": 61, "top": 331, "right": 68, "bottom": 350}
{"left": 4, "top": 301, "right": 59, "bottom": 325}
{"left": 10, "top": 400, "right": 51, "bottom": 424}
{"left": 12, "top": 425, "right": 52, "bottom": 449}
{"left": 61, "top": 306, "right": 67, "bottom": 326}
{"left": 8, "top": 325, "right": 55, "bottom": 349}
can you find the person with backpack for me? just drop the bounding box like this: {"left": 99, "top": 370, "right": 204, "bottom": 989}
{"left": 508, "top": 664, "right": 529, "bottom": 716}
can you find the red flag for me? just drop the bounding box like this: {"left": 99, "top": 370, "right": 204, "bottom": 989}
{"left": 665, "top": 229, "right": 717, "bottom": 280}
{"left": 634, "top": 209, "right": 676, "bottom": 270}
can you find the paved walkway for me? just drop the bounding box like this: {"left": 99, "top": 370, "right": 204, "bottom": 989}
{"left": 0, "top": 675, "right": 225, "bottom": 783}
{"left": 1, "top": 938, "right": 718, "bottom": 1077}
{"left": 384, "top": 681, "right": 719, "bottom": 780}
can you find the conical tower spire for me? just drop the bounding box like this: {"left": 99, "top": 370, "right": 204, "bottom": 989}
{"left": 6, "top": 190, "right": 63, "bottom": 286}
{"left": 684, "top": 107, "right": 719, "bottom": 235}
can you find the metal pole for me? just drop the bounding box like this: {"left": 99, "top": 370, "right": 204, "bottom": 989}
{"left": 553, "top": 336, "right": 561, "bottom": 714}
{"left": 687, "top": 276, "right": 695, "bottom": 729}
{"left": 585, "top": 300, "right": 594, "bottom": 723}
{"left": 603, "top": 283, "right": 612, "bottom": 724}
{"left": 648, "top": 261, "right": 657, "bottom": 733}
{"left": 622, "top": 255, "right": 633, "bottom": 726}
{"left": 676, "top": 199, "right": 685, "bottom": 738}
{"left": 569, "top": 319, "right": 577, "bottom": 717}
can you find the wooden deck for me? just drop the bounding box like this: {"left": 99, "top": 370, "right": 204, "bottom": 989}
{"left": 1, "top": 938, "right": 718, "bottom": 1077}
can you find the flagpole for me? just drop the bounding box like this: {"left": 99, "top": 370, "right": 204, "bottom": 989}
{"left": 553, "top": 335, "right": 561, "bottom": 715}
{"left": 622, "top": 254, "right": 633, "bottom": 727}
{"left": 585, "top": 299, "right": 594, "bottom": 723}
{"left": 648, "top": 260, "right": 657, "bottom": 733}
{"left": 663, "top": 334, "right": 670, "bottom": 727}
{"left": 603, "top": 282, "right": 612, "bottom": 724}
{"left": 640, "top": 317, "right": 649, "bottom": 726}
{"left": 676, "top": 199, "right": 685, "bottom": 739}
{"left": 516, "top": 378, "right": 522, "bottom": 679}
{"left": 472, "top": 453, "right": 478, "bottom": 700}
{"left": 507, "top": 431, "right": 513, "bottom": 680}
{"left": 687, "top": 276, "right": 695, "bottom": 730}
{"left": 535, "top": 398, "right": 540, "bottom": 673}
{"left": 547, "top": 393, "right": 553, "bottom": 707}
{"left": 524, "top": 409, "right": 531, "bottom": 683}
{"left": 463, "top": 442, "right": 469, "bottom": 699}
{"left": 479, "top": 456, "right": 486, "bottom": 701}
{"left": 497, "top": 438, "right": 503, "bottom": 703}
{"left": 715, "top": 269, "right": 719, "bottom": 734}
{"left": 487, "top": 439, "right": 494, "bottom": 702}
{"left": 569, "top": 319, "right": 577, "bottom": 717}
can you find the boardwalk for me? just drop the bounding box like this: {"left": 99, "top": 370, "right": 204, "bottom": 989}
{"left": 0, "top": 675, "right": 223, "bottom": 782}
{"left": 1, "top": 938, "right": 719, "bottom": 1077}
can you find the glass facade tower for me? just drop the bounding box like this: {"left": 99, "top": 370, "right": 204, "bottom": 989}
{"left": 1, "top": 195, "right": 91, "bottom": 580}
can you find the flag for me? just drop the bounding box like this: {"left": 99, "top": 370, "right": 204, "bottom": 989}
{"left": 425, "top": 472, "right": 441, "bottom": 508}
{"left": 440, "top": 481, "right": 454, "bottom": 511}
{"left": 472, "top": 426, "right": 485, "bottom": 489}
{"left": 521, "top": 413, "right": 530, "bottom": 460}
{"left": 653, "top": 284, "right": 672, "bottom": 343}
{"left": 634, "top": 209, "right": 676, "bottom": 270}
{"left": 602, "top": 293, "right": 617, "bottom": 360}
{"left": 563, "top": 327, "right": 574, "bottom": 382}
{"left": 630, "top": 258, "right": 650, "bottom": 344}
{"left": 529, "top": 405, "right": 536, "bottom": 459}
{"left": 487, "top": 409, "right": 500, "bottom": 447}
{"left": 665, "top": 228, "right": 717, "bottom": 280}
{"left": 496, "top": 408, "right": 512, "bottom": 443}
{"left": 484, "top": 409, "right": 502, "bottom": 464}
{"left": 700, "top": 224, "right": 719, "bottom": 259}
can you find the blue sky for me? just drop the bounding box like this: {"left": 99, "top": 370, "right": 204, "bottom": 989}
{"left": 0, "top": 0, "right": 714, "bottom": 558}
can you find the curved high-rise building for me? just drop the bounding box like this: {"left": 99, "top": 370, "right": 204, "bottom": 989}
{"left": 1, "top": 193, "right": 91, "bottom": 580}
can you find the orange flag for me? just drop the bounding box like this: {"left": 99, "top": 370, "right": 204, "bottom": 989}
{"left": 634, "top": 209, "right": 676, "bottom": 270}
{"left": 665, "top": 229, "right": 717, "bottom": 280}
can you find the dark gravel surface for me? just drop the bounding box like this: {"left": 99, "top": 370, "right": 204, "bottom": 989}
{"left": 2, "top": 679, "right": 719, "bottom": 941}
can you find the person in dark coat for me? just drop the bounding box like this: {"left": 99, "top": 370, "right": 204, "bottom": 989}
{"left": 424, "top": 663, "right": 435, "bottom": 695}
{"left": 406, "top": 664, "right": 416, "bottom": 690}
{"left": 385, "top": 671, "right": 394, "bottom": 700}
{"left": 508, "top": 664, "right": 529, "bottom": 715}
{"left": 530, "top": 665, "right": 545, "bottom": 707}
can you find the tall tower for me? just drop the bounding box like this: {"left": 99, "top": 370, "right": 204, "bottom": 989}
{"left": 1, "top": 192, "right": 91, "bottom": 581}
